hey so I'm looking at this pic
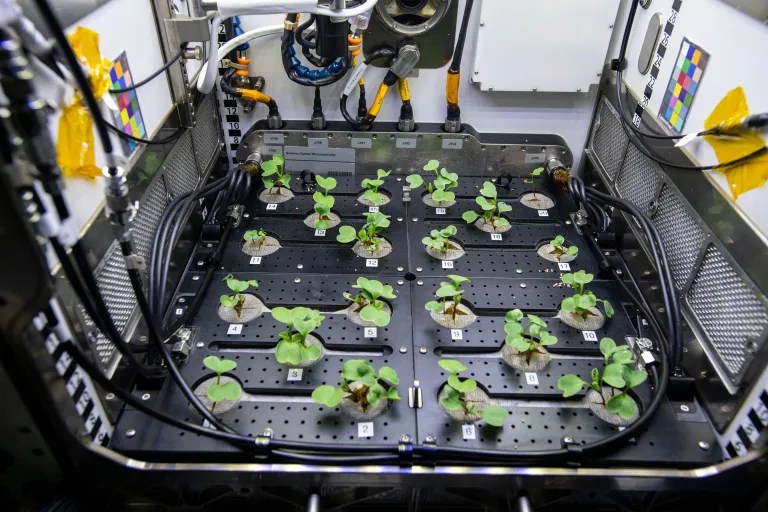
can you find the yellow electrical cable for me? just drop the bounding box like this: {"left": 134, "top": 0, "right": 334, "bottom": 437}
{"left": 366, "top": 83, "right": 390, "bottom": 119}
{"left": 239, "top": 88, "right": 272, "bottom": 104}
{"left": 446, "top": 70, "right": 460, "bottom": 107}
{"left": 398, "top": 78, "right": 410, "bottom": 102}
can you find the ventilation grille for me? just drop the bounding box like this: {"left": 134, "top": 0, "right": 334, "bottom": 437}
{"left": 133, "top": 178, "right": 168, "bottom": 262}
{"left": 164, "top": 131, "right": 199, "bottom": 195}
{"left": 590, "top": 98, "right": 629, "bottom": 181}
{"left": 617, "top": 145, "right": 662, "bottom": 213}
{"left": 653, "top": 185, "right": 707, "bottom": 289}
{"left": 687, "top": 246, "right": 768, "bottom": 380}
{"left": 192, "top": 93, "right": 222, "bottom": 175}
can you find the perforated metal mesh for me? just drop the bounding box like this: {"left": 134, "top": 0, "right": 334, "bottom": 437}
{"left": 590, "top": 98, "right": 628, "bottom": 181}
{"left": 133, "top": 178, "right": 168, "bottom": 262}
{"left": 652, "top": 185, "right": 707, "bottom": 290}
{"left": 192, "top": 93, "right": 221, "bottom": 174}
{"left": 687, "top": 245, "right": 768, "bottom": 379}
{"left": 617, "top": 145, "right": 662, "bottom": 212}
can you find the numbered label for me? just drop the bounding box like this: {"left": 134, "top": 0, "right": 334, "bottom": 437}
{"left": 369, "top": 206, "right": 379, "bottom": 213}
{"left": 366, "top": 259, "right": 379, "bottom": 268}
{"left": 314, "top": 229, "right": 326, "bottom": 237}
{"left": 525, "top": 373, "right": 540, "bottom": 386}
{"left": 227, "top": 324, "right": 243, "bottom": 335}
{"left": 250, "top": 256, "right": 262, "bottom": 265}
{"left": 451, "top": 329, "right": 463, "bottom": 340}
{"left": 265, "top": 133, "right": 284, "bottom": 144}
{"left": 755, "top": 402, "right": 768, "bottom": 427}
{"left": 462, "top": 424, "right": 477, "bottom": 440}
{"left": 358, "top": 422, "right": 374, "bottom": 438}
{"left": 435, "top": 208, "right": 446, "bottom": 215}
{"left": 287, "top": 368, "right": 304, "bottom": 381}
{"left": 583, "top": 330, "right": 598, "bottom": 341}
{"left": 558, "top": 262, "right": 571, "bottom": 271}
{"left": 175, "top": 307, "right": 184, "bottom": 316}
{"left": 364, "top": 327, "right": 377, "bottom": 338}
{"left": 266, "top": 203, "right": 278, "bottom": 210}
{"left": 491, "top": 233, "right": 503, "bottom": 241}
{"left": 442, "top": 260, "right": 454, "bottom": 269}
{"left": 538, "top": 210, "right": 549, "bottom": 217}
{"left": 442, "top": 139, "right": 463, "bottom": 150}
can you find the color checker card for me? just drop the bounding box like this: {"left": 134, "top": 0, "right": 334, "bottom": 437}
{"left": 659, "top": 38, "right": 709, "bottom": 134}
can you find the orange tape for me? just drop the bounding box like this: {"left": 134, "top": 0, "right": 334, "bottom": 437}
{"left": 348, "top": 35, "right": 362, "bottom": 57}
{"left": 240, "top": 88, "right": 272, "bottom": 104}
{"left": 446, "top": 71, "right": 460, "bottom": 106}
{"left": 236, "top": 57, "right": 250, "bottom": 77}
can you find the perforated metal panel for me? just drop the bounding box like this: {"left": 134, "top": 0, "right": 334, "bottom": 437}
{"left": 653, "top": 185, "right": 707, "bottom": 290}
{"left": 192, "top": 93, "right": 222, "bottom": 175}
{"left": 164, "top": 130, "right": 200, "bottom": 195}
{"left": 616, "top": 145, "right": 662, "bottom": 212}
{"left": 687, "top": 246, "right": 768, "bottom": 381}
{"left": 589, "top": 97, "right": 629, "bottom": 181}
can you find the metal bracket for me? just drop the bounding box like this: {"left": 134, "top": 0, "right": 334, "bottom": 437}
{"left": 164, "top": 13, "right": 216, "bottom": 43}
{"left": 124, "top": 254, "right": 146, "bottom": 271}
{"left": 408, "top": 380, "right": 422, "bottom": 408}
{"left": 221, "top": 59, "right": 249, "bottom": 71}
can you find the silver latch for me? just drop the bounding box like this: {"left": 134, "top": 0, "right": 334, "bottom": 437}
{"left": 408, "top": 380, "right": 423, "bottom": 408}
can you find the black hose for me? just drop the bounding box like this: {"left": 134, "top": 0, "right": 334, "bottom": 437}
{"left": 110, "top": 44, "right": 187, "bottom": 93}
{"left": 449, "top": 0, "right": 474, "bottom": 72}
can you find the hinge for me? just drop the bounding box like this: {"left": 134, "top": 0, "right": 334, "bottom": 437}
{"left": 408, "top": 380, "right": 422, "bottom": 409}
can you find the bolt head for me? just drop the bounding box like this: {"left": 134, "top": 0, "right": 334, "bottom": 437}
{"left": 563, "top": 435, "right": 574, "bottom": 444}
{"left": 419, "top": 347, "right": 427, "bottom": 354}
{"left": 412, "top": 217, "right": 419, "bottom": 222}
{"left": 417, "top": 280, "right": 424, "bottom": 286}
{"left": 105, "top": 393, "right": 115, "bottom": 400}
{"left": 520, "top": 283, "right": 527, "bottom": 288}
{"left": 125, "top": 429, "right": 136, "bottom": 438}
{"left": 397, "top": 266, "right": 404, "bottom": 272}
{"left": 297, "top": 264, "right": 304, "bottom": 269}
{"left": 192, "top": 275, "right": 200, "bottom": 281}
{"left": 698, "top": 441, "right": 710, "bottom": 450}
{"left": 294, "top": 278, "right": 301, "bottom": 283}
{"left": 516, "top": 269, "right": 523, "bottom": 274}
{"left": 196, "top": 341, "right": 205, "bottom": 348}
{"left": 399, "top": 347, "right": 407, "bottom": 353}
{"left": 397, "top": 280, "right": 404, "bottom": 285}
{"left": 399, "top": 434, "right": 411, "bottom": 443}
{"left": 680, "top": 404, "right": 690, "bottom": 412}
{"left": 416, "top": 267, "right": 423, "bottom": 272}
{"left": 141, "top": 393, "right": 151, "bottom": 401}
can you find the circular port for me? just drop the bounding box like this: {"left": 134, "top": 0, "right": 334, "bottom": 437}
{"left": 377, "top": 0, "right": 452, "bottom": 36}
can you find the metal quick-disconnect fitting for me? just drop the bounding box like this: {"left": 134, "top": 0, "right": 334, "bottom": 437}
{"left": 444, "top": 118, "right": 461, "bottom": 133}
{"left": 390, "top": 42, "right": 420, "bottom": 79}
{"left": 103, "top": 166, "right": 138, "bottom": 241}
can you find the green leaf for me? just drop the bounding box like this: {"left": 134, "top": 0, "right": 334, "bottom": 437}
{"left": 440, "top": 168, "right": 459, "bottom": 182}
{"left": 567, "top": 245, "right": 579, "bottom": 257}
{"left": 438, "top": 359, "right": 468, "bottom": 374}
{"left": 425, "top": 301, "right": 444, "bottom": 313}
{"left": 479, "top": 181, "right": 497, "bottom": 199}
{"left": 551, "top": 235, "right": 565, "bottom": 248}
{"left": 336, "top": 225, "right": 358, "bottom": 243}
{"left": 504, "top": 321, "right": 524, "bottom": 338}
{"left": 505, "top": 309, "right": 524, "bottom": 322}
{"left": 440, "top": 390, "right": 463, "bottom": 411}
{"left": 440, "top": 225, "right": 458, "bottom": 237}
{"left": 476, "top": 196, "right": 495, "bottom": 211}
{"left": 539, "top": 332, "right": 558, "bottom": 347}
{"left": 607, "top": 393, "right": 637, "bottom": 420}
{"left": 301, "top": 343, "right": 322, "bottom": 363}
{"left": 561, "top": 273, "right": 575, "bottom": 286}
{"left": 573, "top": 270, "right": 594, "bottom": 285}
{"left": 432, "top": 189, "right": 455, "bottom": 203}
{"left": 560, "top": 296, "right": 576, "bottom": 313}
{"left": 436, "top": 284, "right": 458, "bottom": 298}
{"left": 243, "top": 230, "right": 263, "bottom": 241}
{"left": 602, "top": 363, "right": 627, "bottom": 388}
{"left": 363, "top": 189, "right": 384, "bottom": 205}
{"left": 493, "top": 217, "right": 510, "bottom": 228}
{"left": 275, "top": 340, "right": 301, "bottom": 366}
{"left": 378, "top": 366, "right": 399, "bottom": 385}
{"left": 271, "top": 307, "right": 294, "bottom": 325}
{"left": 368, "top": 384, "right": 385, "bottom": 405}
{"left": 599, "top": 337, "right": 617, "bottom": 359}
{"left": 626, "top": 369, "right": 648, "bottom": 388}
{"left": 462, "top": 211, "right": 480, "bottom": 224}
{"left": 261, "top": 160, "right": 277, "bottom": 176}
{"left": 447, "top": 275, "right": 470, "bottom": 286}
{"left": 386, "top": 387, "right": 401, "bottom": 400}
{"left": 574, "top": 292, "right": 596, "bottom": 309}
{"left": 315, "top": 218, "right": 330, "bottom": 230}
{"left": 311, "top": 385, "right": 344, "bottom": 407}
{"left": 482, "top": 405, "right": 507, "bottom": 427}
{"left": 379, "top": 284, "right": 396, "bottom": 300}
{"left": 448, "top": 374, "right": 477, "bottom": 394}
{"left": 611, "top": 348, "right": 634, "bottom": 365}
{"left": 220, "top": 295, "right": 238, "bottom": 308}
{"left": 531, "top": 167, "right": 545, "bottom": 176}
{"left": 527, "top": 314, "right": 547, "bottom": 328}
{"left": 315, "top": 175, "right": 337, "bottom": 192}
{"left": 342, "top": 359, "right": 374, "bottom": 381}
{"left": 203, "top": 355, "right": 238, "bottom": 375}
{"left": 529, "top": 324, "right": 541, "bottom": 338}
{"left": 423, "top": 159, "right": 440, "bottom": 171}
{"left": 376, "top": 169, "right": 391, "bottom": 179}
{"left": 507, "top": 335, "right": 531, "bottom": 351}
{"left": 207, "top": 380, "right": 242, "bottom": 402}
{"left": 313, "top": 191, "right": 334, "bottom": 208}
{"left": 557, "top": 374, "right": 586, "bottom": 398}
{"left": 262, "top": 177, "right": 275, "bottom": 189}
{"left": 272, "top": 154, "right": 285, "bottom": 166}
{"left": 279, "top": 174, "right": 291, "bottom": 188}
{"left": 359, "top": 304, "right": 390, "bottom": 327}
{"left": 496, "top": 201, "right": 513, "bottom": 213}
{"left": 406, "top": 174, "right": 424, "bottom": 189}
{"left": 602, "top": 300, "right": 614, "bottom": 318}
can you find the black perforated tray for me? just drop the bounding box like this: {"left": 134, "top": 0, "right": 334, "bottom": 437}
{"left": 113, "top": 174, "right": 721, "bottom": 467}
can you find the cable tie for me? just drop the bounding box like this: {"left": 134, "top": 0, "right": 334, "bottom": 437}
{"left": 610, "top": 58, "right": 627, "bottom": 71}
{"left": 397, "top": 434, "right": 414, "bottom": 468}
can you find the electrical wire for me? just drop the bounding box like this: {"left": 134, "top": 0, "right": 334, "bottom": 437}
{"left": 444, "top": 0, "right": 474, "bottom": 126}
{"left": 339, "top": 47, "right": 396, "bottom": 129}
{"left": 109, "top": 44, "right": 187, "bottom": 93}
{"left": 104, "top": 120, "right": 185, "bottom": 145}
{"left": 197, "top": 14, "right": 224, "bottom": 94}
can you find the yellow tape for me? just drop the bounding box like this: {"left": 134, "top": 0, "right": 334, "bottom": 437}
{"left": 398, "top": 78, "right": 410, "bottom": 102}
{"left": 368, "top": 83, "right": 389, "bottom": 117}
{"left": 240, "top": 88, "right": 272, "bottom": 104}
{"left": 56, "top": 27, "right": 113, "bottom": 179}
{"left": 704, "top": 86, "right": 768, "bottom": 198}
{"left": 446, "top": 71, "right": 460, "bottom": 106}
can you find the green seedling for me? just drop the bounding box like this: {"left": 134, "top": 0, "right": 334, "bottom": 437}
{"left": 425, "top": 274, "right": 470, "bottom": 321}
{"left": 504, "top": 308, "right": 558, "bottom": 360}
{"left": 312, "top": 175, "right": 338, "bottom": 230}
{"left": 557, "top": 338, "right": 647, "bottom": 420}
{"left": 524, "top": 166, "right": 545, "bottom": 198}
{"left": 438, "top": 359, "right": 506, "bottom": 427}
{"left": 461, "top": 181, "right": 512, "bottom": 230}
{"left": 548, "top": 235, "right": 578, "bottom": 260}
{"left": 219, "top": 274, "right": 259, "bottom": 317}
{"left": 422, "top": 225, "right": 459, "bottom": 254}
{"left": 343, "top": 277, "right": 397, "bottom": 327}
{"left": 336, "top": 212, "right": 391, "bottom": 253}
{"left": 243, "top": 228, "right": 268, "bottom": 248}
{"left": 311, "top": 359, "right": 400, "bottom": 411}
{"left": 271, "top": 307, "right": 326, "bottom": 366}
{"left": 261, "top": 154, "right": 291, "bottom": 194}
{"left": 202, "top": 355, "right": 242, "bottom": 412}
{"left": 361, "top": 169, "right": 391, "bottom": 205}
{"left": 559, "top": 270, "right": 614, "bottom": 319}
{"left": 407, "top": 160, "right": 460, "bottom": 203}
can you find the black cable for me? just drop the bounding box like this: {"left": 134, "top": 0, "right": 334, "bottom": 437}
{"left": 109, "top": 44, "right": 187, "bottom": 93}
{"left": 271, "top": 450, "right": 399, "bottom": 465}
{"left": 104, "top": 120, "right": 184, "bottom": 145}
{"left": 296, "top": 15, "right": 317, "bottom": 49}
{"left": 449, "top": 0, "right": 474, "bottom": 72}
{"left": 340, "top": 47, "right": 396, "bottom": 129}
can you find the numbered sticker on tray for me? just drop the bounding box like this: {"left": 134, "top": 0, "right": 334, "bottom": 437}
{"left": 287, "top": 368, "right": 304, "bottom": 382}
{"left": 558, "top": 262, "right": 571, "bottom": 271}
{"left": 442, "top": 260, "right": 454, "bottom": 269}
{"left": 525, "top": 372, "right": 539, "bottom": 386}
{"left": 358, "top": 422, "right": 374, "bottom": 438}
{"left": 369, "top": 206, "right": 379, "bottom": 213}
{"left": 366, "top": 259, "right": 379, "bottom": 268}
{"left": 250, "top": 256, "right": 262, "bottom": 265}
{"left": 583, "top": 330, "right": 598, "bottom": 341}
{"left": 175, "top": 307, "right": 184, "bottom": 316}
{"left": 462, "top": 424, "right": 477, "bottom": 440}
{"left": 227, "top": 324, "right": 243, "bottom": 335}
{"left": 364, "top": 327, "right": 377, "bottom": 338}
{"left": 538, "top": 210, "right": 549, "bottom": 217}
{"left": 314, "top": 229, "right": 326, "bottom": 237}
{"left": 435, "top": 208, "right": 446, "bottom": 215}
{"left": 451, "top": 329, "right": 463, "bottom": 340}
{"left": 491, "top": 233, "right": 503, "bottom": 241}
{"left": 266, "top": 203, "right": 278, "bottom": 211}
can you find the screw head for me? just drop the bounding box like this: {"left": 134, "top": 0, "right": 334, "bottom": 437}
{"left": 520, "top": 283, "right": 527, "bottom": 288}
{"left": 424, "top": 434, "right": 436, "bottom": 443}
{"left": 417, "top": 280, "right": 424, "bottom": 286}
{"left": 680, "top": 404, "right": 690, "bottom": 412}
{"left": 399, "top": 347, "right": 407, "bottom": 353}
{"left": 516, "top": 269, "right": 523, "bottom": 274}
{"left": 141, "top": 393, "right": 151, "bottom": 401}
{"left": 412, "top": 217, "right": 419, "bottom": 222}
{"left": 698, "top": 441, "right": 710, "bottom": 450}
{"left": 294, "top": 278, "right": 301, "bottom": 283}
{"left": 397, "top": 266, "right": 404, "bottom": 272}
{"left": 105, "top": 393, "right": 115, "bottom": 400}
{"left": 196, "top": 341, "right": 205, "bottom": 348}
{"left": 297, "top": 264, "right": 304, "bottom": 269}
{"left": 397, "top": 217, "right": 404, "bottom": 222}
{"left": 397, "top": 280, "right": 404, "bottom": 285}
{"left": 244, "top": 213, "right": 250, "bottom": 218}
{"left": 416, "top": 267, "right": 423, "bottom": 272}
{"left": 419, "top": 347, "right": 427, "bottom": 354}
{"left": 565, "top": 220, "right": 572, "bottom": 225}
{"left": 125, "top": 429, "right": 136, "bottom": 438}
{"left": 139, "top": 335, "right": 147, "bottom": 342}
{"left": 399, "top": 434, "right": 411, "bottom": 443}
{"left": 179, "top": 298, "right": 186, "bottom": 303}
{"left": 563, "top": 435, "right": 574, "bottom": 444}
{"left": 192, "top": 275, "right": 200, "bottom": 281}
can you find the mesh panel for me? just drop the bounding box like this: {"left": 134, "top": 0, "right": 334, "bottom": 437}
{"left": 617, "top": 145, "right": 662, "bottom": 212}
{"left": 95, "top": 248, "right": 134, "bottom": 343}
{"left": 590, "top": 97, "right": 628, "bottom": 181}
{"left": 653, "top": 185, "right": 707, "bottom": 290}
{"left": 687, "top": 245, "right": 768, "bottom": 378}
{"left": 165, "top": 131, "right": 199, "bottom": 196}
{"left": 192, "top": 93, "right": 221, "bottom": 175}
{"left": 133, "top": 178, "right": 168, "bottom": 263}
